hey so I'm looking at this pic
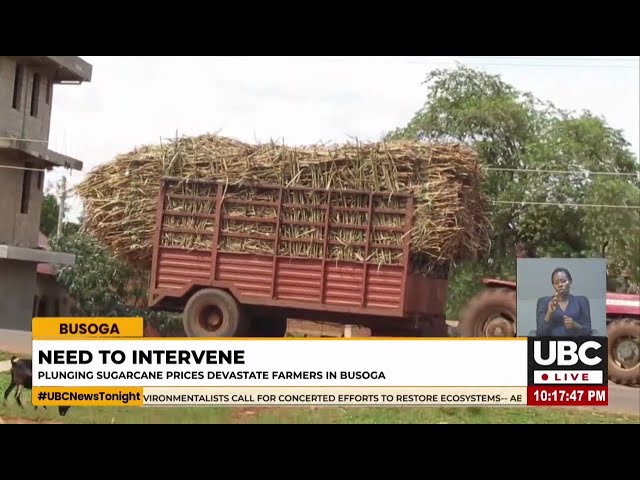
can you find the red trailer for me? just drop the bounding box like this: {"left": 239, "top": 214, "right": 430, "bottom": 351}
{"left": 147, "top": 177, "right": 449, "bottom": 338}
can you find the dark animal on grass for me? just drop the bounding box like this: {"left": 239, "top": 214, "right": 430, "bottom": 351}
{"left": 3, "top": 356, "right": 70, "bottom": 416}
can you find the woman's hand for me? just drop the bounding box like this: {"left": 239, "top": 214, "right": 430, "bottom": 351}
{"left": 563, "top": 316, "right": 580, "bottom": 330}
{"left": 547, "top": 295, "right": 558, "bottom": 315}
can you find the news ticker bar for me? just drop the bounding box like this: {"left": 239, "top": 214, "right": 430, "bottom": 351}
{"left": 30, "top": 386, "right": 608, "bottom": 407}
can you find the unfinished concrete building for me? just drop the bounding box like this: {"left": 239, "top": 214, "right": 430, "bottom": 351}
{"left": 0, "top": 56, "right": 92, "bottom": 330}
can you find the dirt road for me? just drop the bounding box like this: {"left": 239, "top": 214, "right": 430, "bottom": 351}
{"left": 604, "top": 382, "right": 640, "bottom": 416}
{"left": 0, "top": 329, "right": 31, "bottom": 355}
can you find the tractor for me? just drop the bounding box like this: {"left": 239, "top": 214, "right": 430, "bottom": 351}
{"left": 456, "top": 247, "right": 640, "bottom": 388}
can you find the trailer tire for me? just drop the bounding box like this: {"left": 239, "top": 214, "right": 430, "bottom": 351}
{"left": 607, "top": 318, "right": 640, "bottom": 387}
{"left": 183, "top": 288, "right": 248, "bottom": 338}
{"left": 458, "top": 288, "right": 517, "bottom": 337}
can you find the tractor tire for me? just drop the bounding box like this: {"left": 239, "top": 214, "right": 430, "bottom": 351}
{"left": 607, "top": 318, "right": 640, "bottom": 387}
{"left": 458, "top": 288, "right": 517, "bottom": 337}
{"left": 183, "top": 288, "right": 249, "bottom": 338}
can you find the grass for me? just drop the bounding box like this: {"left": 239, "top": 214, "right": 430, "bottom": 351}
{"left": 0, "top": 351, "right": 14, "bottom": 362}
{"left": 0, "top": 371, "right": 636, "bottom": 424}
{"left": 244, "top": 405, "right": 638, "bottom": 424}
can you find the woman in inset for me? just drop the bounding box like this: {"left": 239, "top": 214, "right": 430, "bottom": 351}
{"left": 536, "top": 267, "right": 593, "bottom": 336}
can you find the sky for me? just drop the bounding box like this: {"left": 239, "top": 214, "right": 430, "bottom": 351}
{"left": 44, "top": 56, "right": 640, "bottom": 222}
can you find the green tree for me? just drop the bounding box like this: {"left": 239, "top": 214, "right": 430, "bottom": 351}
{"left": 64, "top": 222, "right": 81, "bottom": 236}
{"left": 387, "top": 65, "right": 640, "bottom": 313}
{"left": 40, "top": 194, "right": 59, "bottom": 237}
{"left": 39, "top": 192, "right": 82, "bottom": 237}
{"left": 49, "top": 232, "right": 135, "bottom": 317}
{"left": 48, "top": 231, "right": 183, "bottom": 334}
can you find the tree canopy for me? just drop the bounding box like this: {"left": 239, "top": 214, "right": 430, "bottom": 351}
{"left": 40, "top": 194, "right": 59, "bottom": 237}
{"left": 386, "top": 65, "right": 640, "bottom": 287}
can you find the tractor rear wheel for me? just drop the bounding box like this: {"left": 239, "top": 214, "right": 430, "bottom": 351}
{"left": 458, "top": 288, "right": 517, "bottom": 337}
{"left": 607, "top": 318, "right": 640, "bottom": 387}
{"left": 183, "top": 288, "right": 249, "bottom": 338}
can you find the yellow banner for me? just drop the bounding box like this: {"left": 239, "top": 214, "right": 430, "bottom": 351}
{"left": 32, "top": 387, "right": 143, "bottom": 407}
{"left": 32, "top": 317, "right": 144, "bottom": 338}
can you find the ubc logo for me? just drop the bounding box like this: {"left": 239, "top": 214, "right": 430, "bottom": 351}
{"left": 533, "top": 340, "right": 603, "bottom": 367}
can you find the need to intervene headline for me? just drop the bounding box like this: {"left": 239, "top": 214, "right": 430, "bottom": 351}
{"left": 39, "top": 349, "right": 248, "bottom": 365}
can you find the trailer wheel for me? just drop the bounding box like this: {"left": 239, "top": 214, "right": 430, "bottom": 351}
{"left": 607, "top": 318, "right": 640, "bottom": 387}
{"left": 183, "top": 288, "right": 248, "bottom": 337}
{"left": 458, "top": 288, "right": 517, "bottom": 337}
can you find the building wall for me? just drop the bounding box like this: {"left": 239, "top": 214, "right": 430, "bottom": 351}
{"left": 0, "top": 57, "right": 51, "bottom": 249}
{"left": 35, "top": 274, "right": 75, "bottom": 317}
{"left": 0, "top": 149, "right": 45, "bottom": 248}
{"left": 0, "top": 260, "right": 37, "bottom": 330}
{"left": 0, "top": 57, "right": 55, "bottom": 150}
{"left": 0, "top": 56, "right": 86, "bottom": 332}
{"left": 0, "top": 262, "right": 76, "bottom": 330}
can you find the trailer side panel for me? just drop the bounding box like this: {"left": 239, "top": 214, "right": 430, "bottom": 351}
{"left": 149, "top": 177, "right": 432, "bottom": 319}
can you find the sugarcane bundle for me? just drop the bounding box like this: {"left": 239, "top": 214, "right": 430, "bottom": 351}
{"left": 75, "top": 133, "right": 491, "bottom": 274}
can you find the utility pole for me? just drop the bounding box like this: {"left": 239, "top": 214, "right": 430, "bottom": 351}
{"left": 57, "top": 175, "right": 66, "bottom": 236}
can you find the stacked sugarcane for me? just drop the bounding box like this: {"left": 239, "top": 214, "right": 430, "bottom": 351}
{"left": 75, "top": 133, "right": 491, "bottom": 276}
